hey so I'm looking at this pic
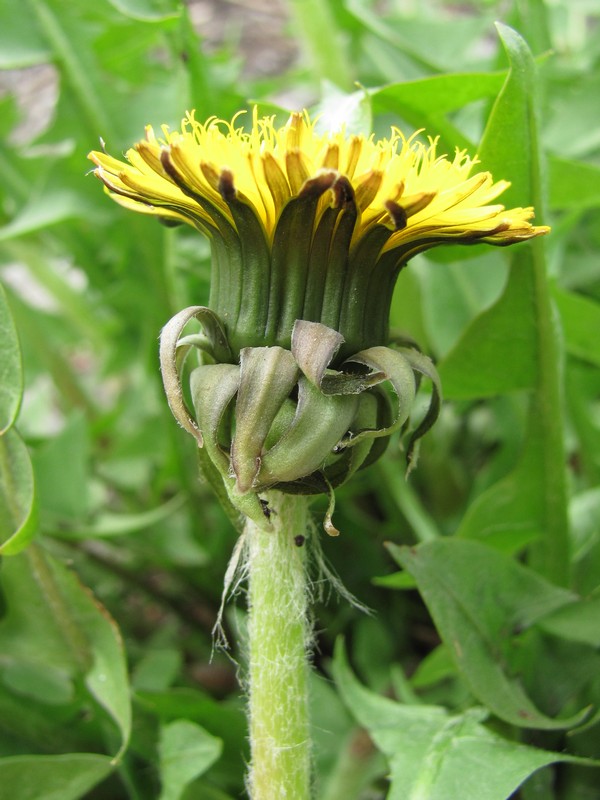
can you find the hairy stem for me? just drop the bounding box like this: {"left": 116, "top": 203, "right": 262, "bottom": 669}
{"left": 246, "top": 492, "right": 311, "bottom": 799}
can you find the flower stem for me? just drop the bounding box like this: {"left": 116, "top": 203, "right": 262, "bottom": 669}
{"left": 246, "top": 492, "right": 311, "bottom": 799}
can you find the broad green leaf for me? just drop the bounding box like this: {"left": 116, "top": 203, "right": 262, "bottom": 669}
{"left": 566, "top": 365, "right": 600, "bottom": 491}
{"left": 158, "top": 720, "right": 223, "bottom": 800}
{"left": 437, "top": 253, "right": 537, "bottom": 398}
{"left": 437, "top": 23, "right": 544, "bottom": 398}
{"left": 0, "top": 549, "right": 87, "bottom": 673}
{"left": 346, "top": 0, "right": 495, "bottom": 73}
{"left": 22, "top": 0, "right": 190, "bottom": 150}
{"left": 410, "top": 644, "right": 456, "bottom": 690}
{"left": 476, "top": 23, "right": 541, "bottom": 210}
{"left": 371, "top": 71, "right": 504, "bottom": 152}
{"left": 1, "top": 659, "right": 74, "bottom": 706}
{"left": 0, "top": 427, "right": 37, "bottom": 555}
{"left": 487, "top": 23, "right": 568, "bottom": 584}
{"left": 32, "top": 414, "right": 90, "bottom": 523}
{"left": 132, "top": 648, "right": 182, "bottom": 692}
{"left": 0, "top": 754, "right": 113, "bottom": 800}
{"left": 0, "top": 282, "right": 22, "bottom": 433}
{"left": 388, "top": 539, "right": 588, "bottom": 729}
{"left": 439, "top": 24, "right": 570, "bottom": 584}
{"left": 371, "top": 70, "right": 505, "bottom": 150}
{"left": 308, "top": 672, "right": 385, "bottom": 797}
{"left": 0, "top": 2, "right": 50, "bottom": 68}
{"left": 414, "top": 251, "right": 508, "bottom": 359}
{"left": 135, "top": 687, "right": 247, "bottom": 791}
{"left": 288, "top": 0, "right": 353, "bottom": 91}
{"left": 537, "top": 597, "right": 600, "bottom": 648}
{"left": 333, "top": 642, "right": 591, "bottom": 800}
{"left": 371, "top": 71, "right": 506, "bottom": 118}
{"left": 570, "top": 487, "right": 600, "bottom": 565}
{"left": 0, "top": 679, "right": 91, "bottom": 754}
{"left": 543, "top": 72, "right": 600, "bottom": 159}
{"left": 0, "top": 191, "right": 87, "bottom": 242}
{"left": 76, "top": 578, "right": 132, "bottom": 760}
{"left": 553, "top": 287, "right": 600, "bottom": 367}
{"left": 455, "top": 397, "right": 550, "bottom": 552}
{"left": 16, "top": 0, "right": 111, "bottom": 142}
{"left": 548, "top": 156, "right": 600, "bottom": 211}
{"left": 0, "top": 547, "right": 131, "bottom": 757}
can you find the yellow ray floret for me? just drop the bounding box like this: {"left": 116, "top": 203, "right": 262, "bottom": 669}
{"left": 88, "top": 108, "right": 549, "bottom": 250}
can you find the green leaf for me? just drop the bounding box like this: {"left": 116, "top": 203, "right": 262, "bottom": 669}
{"left": 1, "top": 659, "right": 74, "bottom": 706}
{"left": 454, "top": 404, "right": 548, "bottom": 552}
{"left": 438, "top": 22, "right": 544, "bottom": 398}
{"left": 346, "top": 0, "right": 495, "bottom": 74}
{"left": 0, "top": 2, "right": 50, "bottom": 68}
{"left": 288, "top": 0, "right": 354, "bottom": 91}
{"left": 543, "top": 72, "right": 600, "bottom": 159}
{"left": 477, "top": 23, "right": 541, "bottom": 210}
{"left": 414, "top": 251, "right": 508, "bottom": 359}
{"left": 32, "top": 414, "right": 90, "bottom": 523}
{"left": 373, "top": 571, "right": 417, "bottom": 590}
{"left": 0, "top": 191, "right": 88, "bottom": 242}
{"left": 0, "top": 427, "right": 37, "bottom": 555}
{"left": 388, "top": 539, "right": 588, "bottom": 729}
{"left": 332, "top": 641, "right": 592, "bottom": 800}
{"left": 64, "top": 494, "right": 186, "bottom": 539}
{"left": 158, "top": 720, "right": 223, "bottom": 800}
{"left": 439, "top": 23, "right": 570, "bottom": 585}
{"left": 105, "top": 0, "right": 182, "bottom": 22}
{"left": 537, "top": 597, "right": 600, "bottom": 648}
{"left": 372, "top": 71, "right": 506, "bottom": 118}
{"left": 437, "top": 252, "right": 537, "bottom": 398}
{"left": 548, "top": 156, "right": 600, "bottom": 211}
{"left": 371, "top": 70, "right": 505, "bottom": 150}
{"left": 553, "top": 287, "right": 600, "bottom": 367}
{"left": 0, "top": 754, "right": 113, "bottom": 800}
{"left": 135, "top": 687, "right": 245, "bottom": 736}
{"left": 132, "top": 648, "right": 182, "bottom": 692}
{"left": 0, "top": 547, "right": 131, "bottom": 757}
{"left": 0, "top": 283, "right": 22, "bottom": 434}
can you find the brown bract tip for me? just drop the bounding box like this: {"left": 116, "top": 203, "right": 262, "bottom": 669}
{"left": 298, "top": 170, "right": 338, "bottom": 199}
{"left": 385, "top": 200, "right": 408, "bottom": 231}
{"left": 218, "top": 169, "right": 236, "bottom": 202}
{"left": 332, "top": 175, "right": 355, "bottom": 209}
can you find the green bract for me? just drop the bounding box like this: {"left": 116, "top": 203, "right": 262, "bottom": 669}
{"left": 160, "top": 313, "right": 440, "bottom": 531}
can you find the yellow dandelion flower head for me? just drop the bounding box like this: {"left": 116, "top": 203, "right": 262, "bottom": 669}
{"left": 89, "top": 108, "right": 549, "bottom": 357}
{"left": 88, "top": 107, "right": 548, "bottom": 249}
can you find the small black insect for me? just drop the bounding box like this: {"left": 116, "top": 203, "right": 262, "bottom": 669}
{"left": 259, "top": 498, "right": 273, "bottom": 519}
{"left": 294, "top": 535, "right": 305, "bottom": 547}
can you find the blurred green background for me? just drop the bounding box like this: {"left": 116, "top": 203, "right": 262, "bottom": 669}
{"left": 1, "top": 1, "right": 600, "bottom": 798}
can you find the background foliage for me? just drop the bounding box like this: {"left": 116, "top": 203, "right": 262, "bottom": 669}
{"left": 1, "top": 0, "right": 600, "bottom": 798}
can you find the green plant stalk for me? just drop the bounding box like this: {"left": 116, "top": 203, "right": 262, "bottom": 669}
{"left": 527, "top": 238, "right": 570, "bottom": 586}
{"left": 28, "top": 0, "right": 114, "bottom": 142}
{"left": 287, "top": 0, "right": 354, "bottom": 91}
{"left": 525, "top": 36, "right": 570, "bottom": 587}
{"left": 246, "top": 492, "right": 311, "bottom": 799}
